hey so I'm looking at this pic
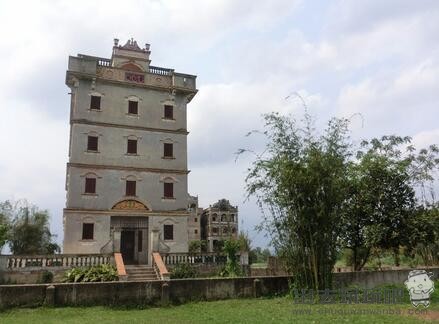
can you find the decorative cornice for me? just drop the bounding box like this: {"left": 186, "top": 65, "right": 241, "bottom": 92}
{"left": 67, "top": 162, "right": 190, "bottom": 174}
{"left": 71, "top": 119, "right": 189, "bottom": 135}
{"left": 66, "top": 70, "right": 198, "bottom": 96}
{"left": 63, "top": 208, "right": 189, "bottom": 216}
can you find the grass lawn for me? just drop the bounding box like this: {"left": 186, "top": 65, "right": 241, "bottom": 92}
{"left": 1, "top": 297, "right": 438, "bottom": 324}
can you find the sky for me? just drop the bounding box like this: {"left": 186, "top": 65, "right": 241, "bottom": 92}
{"left": 0, "top": 0, "right": 438, "bottom": 250}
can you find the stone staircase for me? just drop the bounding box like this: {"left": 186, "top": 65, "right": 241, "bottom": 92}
{"left": 125, "top": 265, "right": 159, "bottom": 281}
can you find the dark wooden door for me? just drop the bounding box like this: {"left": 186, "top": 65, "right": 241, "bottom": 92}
{"left": 120, "top": 230, "right": 135, "bottom": 264}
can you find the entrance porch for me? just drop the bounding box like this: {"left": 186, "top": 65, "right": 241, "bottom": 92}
{"left": 111, "top": 216, "right": 148, "bottom": 265}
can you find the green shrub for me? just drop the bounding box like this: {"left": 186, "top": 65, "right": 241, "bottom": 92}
{"left": 40, "top": 270, "right": 53, "bottom": 283}
{"left": 220, "top": 239, "right": 242, "bottom": 277}
{"left": 63, "top": 264, "right": 118, "bottom": 283}
{"left": 188, "top": 240, "right": 207, "bottom": 254}
{"left": 170, "top": 263, "right": 197, "bottom": 279}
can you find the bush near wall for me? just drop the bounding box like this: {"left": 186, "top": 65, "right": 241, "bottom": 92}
{"left": 170, "top": 263, "right": 198, "bottom": 279}
{"left": 63, "top": 264, "right": 118, "bottom": 283}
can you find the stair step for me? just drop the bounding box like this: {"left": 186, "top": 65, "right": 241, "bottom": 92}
{"left": 128, "top": 273, "right": 157, "bottom": 277}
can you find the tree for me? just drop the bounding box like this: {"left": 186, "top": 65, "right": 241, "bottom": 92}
{"left": 188, "top": 240, "right": 207, "bottom": 254}
{"left": 220, "top": 239, "right": 242, "bottom": 277}
{"left": 339, "top": 163, "right": 372, "bottom": 271}
{"left": 0, "top": 201, "right": 14, "bottom": 252}
{"left": 406, "top": 204, "right": 439, "bottom": 265}
{"left": 354, "top": 136, "right": 438, "bottom": 266}
{"left": 237, "top": 231, "right": 252, "bottom": 252}
{"left": 249, "top": 247, "right": 272, "bottom": 264}
{"left": 240, "top": 112, "right": 352, "bottom": 290}
{"left": 5, "top": 200, "right": 60, "bottom": 255}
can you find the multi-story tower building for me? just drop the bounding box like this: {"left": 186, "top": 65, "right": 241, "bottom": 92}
{"left": 187, "top": 195, "right": 202, "bottom": 242}
{"left": 200, "top": 199, "right": 239, "bottom": 252}
{"left": 63, "top": 38, "right": 197, "bottom": 265}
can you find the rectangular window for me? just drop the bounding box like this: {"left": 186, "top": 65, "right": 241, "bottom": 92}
{"left": 138, "top": 230, "right": 143, "bottom": 252}
{"left": 128, "top": 101, "right": 138, "bottom": 115}
{"left": 126, "top": 180, "right": 136, "bottom": 196}
{"left": 164, "top": 105, "right": 173, "bottom": 119}
{"left": 90, "top": 96, "right": 101, "bottom": 110}
{"left": 194, "top": 229, "right": 198, "bottom": 234}
{"left": 194, "top": 217, "right": 198, "bottom": 222}
{"left": 163, "top": 143, "right": 173, "bottom": 158}
{"left": 164, "top": 224, "right": 174, "bottom": 240}
{"left": 212, "top": 227, "right": 218, "bottom": 234}
{"left": 87, "top": 136, "right": 98, "bottom": 151}
{"left": 127, "top": 139, "right": 137, "bottom": 154}
{"left": 164, "top": 182, "right": 173, "bottom": 198}
{"left": 84, "top": 178, "right": 96, "bottom": 194}
{"left": 82, "top": 223, "right": 94, "bottom": 240}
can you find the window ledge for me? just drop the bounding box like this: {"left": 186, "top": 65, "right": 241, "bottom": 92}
{"left": 88, "top": 108, "right": 101, "bottom": 112}
{"left": 85, "top": 150, "right": 100, "bottom": 154}
{"left": 124, "top": 195, "right": 138, "bottom": 198}
{"left": 162, "top": 118, "right": 176, "bottom": 122}
{"left": 79, "top": 239, "right": 96, "bottom": 242}
{"left": 162, "top": 197, "right": 176, "bottom": 201}
{"left": 126, "top": 113, "right": 140, "bottom": 118}
{"left": 162, "top": 156, "right": 175, "bottom": 159}
{"left": 82, "top": 193, "right": 98, "bottom": 197}
{"left": 125, "top": 153, "right": 139, "bottom": 156}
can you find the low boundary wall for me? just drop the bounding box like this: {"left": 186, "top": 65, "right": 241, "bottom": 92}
{"left": 1, "top": 268, "right": 439, "bottom": 309}
{"left": 0, "top": 276, "right": 288, "bottom": 308}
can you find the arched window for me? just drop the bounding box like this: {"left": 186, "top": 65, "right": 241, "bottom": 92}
{"left": 124, "top": 175, "right": 137, "bottom": 196}
{"left": 126, "top": 95, "right": 141, "bottom": 115}
{"left": 221, "top": 214, "right": 226, "bottom": 222}
{"left": 81, "top": 172, "right": 100, "bottom": 194}
{"left": 160, "top": 176, "right": 177, "bottom": 199}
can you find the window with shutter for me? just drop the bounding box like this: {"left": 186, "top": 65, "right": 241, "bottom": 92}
{"left": 164, "top": 182, "right": 173, "bottom": 198}
{"left": 90, "top": 96, "right": 101, "bottom": 110}
{"left": 82, "top": 223, "right": 94, "bottom": 240}
{"left": 87, "top": 136, "right": 98, "bottom": 151}
{"left": 163, "top": 143, "right": 173, "bottom": 157}
{"left": 127, "top": 139, "right": 137, "bottom": 154}
{"left": 164, "top": 105, "right": 173, "bottom": 119}
{"left": 128, "top": 101, "right": 138, "bottom": 115}
{"left": 126, "top": 180, "right": 136, "bottom": 196}
{"left": 164, "top": 224, "right": 174, "bottom": 240}
{"left": 84, "top": 178, "right": 96, "bottom": 194}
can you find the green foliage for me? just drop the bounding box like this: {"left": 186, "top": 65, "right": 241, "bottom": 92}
{"left": 188, "top": 240, "right": 207, "bottom": 254}
{"left": 406, "top": 203, "right": 439, "bottom": 265}
{"left": 39, "top": 270, "right": 54, "bottom": 284}
{"left": 2, "top": 200, "right": 60, "bottom": 255}
{"left": 241, "top": 112, "right": 352, "bottom": 289}
{"left": 220, "top": 239, "right": 242, "bottom": 277}
{"left": 63, "top": 264, "right": 118, "bottom": 283}
{"left": 237, "top": 232, "right": 252, "bottom": 252}
{"left": 213, "top": 239, "right": 224, "bottom": 253}
{"left": 0, "top": 201, "right": 12, "bottom": 252}
{"left": 249, "top": 247, "right": 271, "bottom": 264}
{"left": 170, "top": 263, "right": 198, "bottom": 279}
{"left": 240, "top": 112, "right": 439, "bottom": 289}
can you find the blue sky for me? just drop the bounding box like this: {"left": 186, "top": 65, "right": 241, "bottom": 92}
{"left": 0, "top": 0, "right": 438, "bottom": 250}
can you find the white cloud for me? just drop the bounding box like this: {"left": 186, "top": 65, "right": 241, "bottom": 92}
{"left": 337, "top": 59, "right": 439, "bottom": 137}
{"left": 1, "top": 0, "right": 439, "bottom": 249}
